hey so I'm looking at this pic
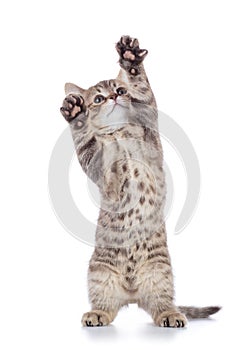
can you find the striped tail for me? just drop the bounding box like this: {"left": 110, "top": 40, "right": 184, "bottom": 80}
{"left": 178, "top": 306, "right": 221, "bottom": 319}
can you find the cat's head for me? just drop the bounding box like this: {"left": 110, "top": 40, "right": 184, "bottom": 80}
{"left": 65, "top": 80, "right": 132, "bottom": 133}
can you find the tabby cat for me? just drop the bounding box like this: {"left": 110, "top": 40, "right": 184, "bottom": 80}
{"left": 60, "top": 36, "right": 220, "bottom": 327}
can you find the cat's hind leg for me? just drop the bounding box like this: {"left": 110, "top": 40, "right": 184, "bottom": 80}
{"left": 82, "top": 260, "right": 124, "bottom": 327}
{"left": 138, "top": 262, "right": 187, "bottom": 328}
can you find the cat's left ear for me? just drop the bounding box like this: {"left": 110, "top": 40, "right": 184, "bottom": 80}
{"left": 64, "top": 82, "right": 86, "bottom": 97}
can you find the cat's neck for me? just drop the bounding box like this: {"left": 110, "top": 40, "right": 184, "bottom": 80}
{"left": 96, "top": 124, "right": 145, "bottom": 143}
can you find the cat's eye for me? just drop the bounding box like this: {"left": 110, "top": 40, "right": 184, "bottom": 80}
{"left": 117, "top": 87, "right": 127, "bottom": 96}
{"left": 94, "top": 95, "right": 105, "bottom": 104}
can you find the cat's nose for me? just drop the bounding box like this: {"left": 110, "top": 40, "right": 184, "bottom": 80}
{"left": 109, "top": 93, "right": 118, "bottom": 101}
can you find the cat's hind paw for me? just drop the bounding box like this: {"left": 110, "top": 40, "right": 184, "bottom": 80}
{"left": 116, "top": 35, "right": 148, "bottom": 73}
{"left": 156, "top": 311, "right": 187, "bottom": 328}
{"left": 81, "top": 310, "right": 111, "bottom": 327}
{"left": 60, "top": 94, "right": 85, "bottom": 122}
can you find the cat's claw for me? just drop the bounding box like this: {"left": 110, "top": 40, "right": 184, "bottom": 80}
{"left": 60, "top": 94, "right": 85, "bottom": 122}
{"left": 116, "top": 35, "right": 148, "bottom": 70}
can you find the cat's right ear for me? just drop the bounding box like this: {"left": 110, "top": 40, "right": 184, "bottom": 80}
{"left": 64, "top": 82, "right": 86, "bottom": 97}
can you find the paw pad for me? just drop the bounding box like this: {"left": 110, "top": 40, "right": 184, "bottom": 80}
{"left": 130, "top": 68, "right": 137, "bottom": 75}
{"left": 123, "top": 50, "right": 136, "bottom": 61}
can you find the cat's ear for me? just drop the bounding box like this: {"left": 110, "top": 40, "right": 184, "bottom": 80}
{"left": 64, "top": 82, "right": 86, "bottom": 97}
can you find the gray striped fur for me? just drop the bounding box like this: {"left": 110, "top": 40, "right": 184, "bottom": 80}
{"left": 60, "top": 36, "right": 220, "bottom": 328}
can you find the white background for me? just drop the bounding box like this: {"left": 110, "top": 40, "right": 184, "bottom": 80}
{"left": 1, "top": 0, "right": 250, "bottom": 349}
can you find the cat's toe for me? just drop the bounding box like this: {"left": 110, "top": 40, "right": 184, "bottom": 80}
{"left": 121, "top": 35, "right": 139, "bottom": 49}
{"left": 67, "top": 94, "right": 84, "bottom": 107}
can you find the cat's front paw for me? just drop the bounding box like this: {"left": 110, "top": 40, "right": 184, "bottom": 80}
{"left": 60, "top": 94, "right": 85, "bottom": 122}
{"left": 116, "top": 36, "right": 148, "bottom": 74}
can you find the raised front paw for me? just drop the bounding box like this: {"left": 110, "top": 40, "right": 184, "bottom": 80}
{"left": 60, "top": 94, "right": 85, "bottom": 122}
{"left": 116, "top": 35, "right": 148, "bottom": 73}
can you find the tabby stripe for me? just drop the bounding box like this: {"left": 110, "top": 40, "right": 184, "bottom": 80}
{"left": 92, "top": 258, "right": 116, "bottom": 267}
{"left": 131, "top": 96, "right": 144, "bottom": 104}
{"left": 77, "top": 136, "right": 97, "bottom": 167}
{"left": 147, "top": 252, "right": 168, "bottom": 261}
{"left": 143, "top": 126, "right": 159, "bottom": 147}
{"left": 77, "top": 136, "right": 96, "bottom": 156}
{"left": 148, "top": 243, "right": 166, "bottom": 251}
{"left": 89, "top": 278, "right": 104, "bottom": 284}
{"left": 89, "top": 264, "right": 119, "bottom": 275}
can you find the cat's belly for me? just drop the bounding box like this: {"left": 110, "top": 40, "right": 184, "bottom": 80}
{"left": 89, "top": 228, "right": 170, "bottom": 304}
{"left": 97, "top": 168, "right": 166, "bottom": 248}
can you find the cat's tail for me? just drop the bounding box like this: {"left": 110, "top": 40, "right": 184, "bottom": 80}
{"left": 178, "top": 306, "right": 221, "bottom": 319}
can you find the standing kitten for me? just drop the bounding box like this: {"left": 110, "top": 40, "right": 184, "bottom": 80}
{"left": 60, "top": 36, "right": 220, "bottom": 327}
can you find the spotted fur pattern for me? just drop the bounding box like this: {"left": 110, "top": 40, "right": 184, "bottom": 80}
{"left": 60, "top": 36, "right": 221, "bottom": 327}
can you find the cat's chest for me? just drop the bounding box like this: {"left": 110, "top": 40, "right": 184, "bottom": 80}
{"left": 99, "top": 128, "right": 151, "bottom": 168}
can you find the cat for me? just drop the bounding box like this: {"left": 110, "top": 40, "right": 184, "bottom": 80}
{"left": 60, "top": 35, "right": 220, "bottom": 327}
